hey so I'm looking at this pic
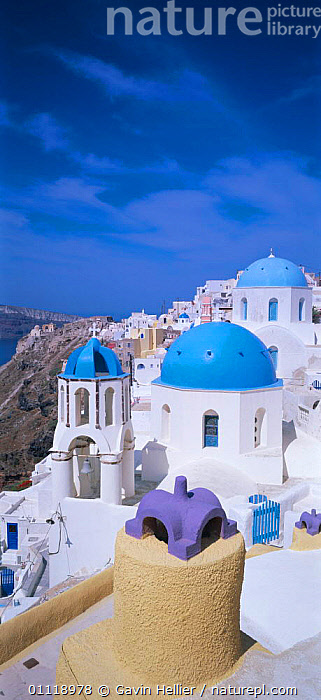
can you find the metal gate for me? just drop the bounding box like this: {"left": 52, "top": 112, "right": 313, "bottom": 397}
{"left": 1, "top": 568, "right": 15, "bottom": 596}
{"left": 250, "top": 495, "right": 280, "bottom": 544}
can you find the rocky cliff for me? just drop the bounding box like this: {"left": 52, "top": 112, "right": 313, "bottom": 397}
{"left": 0, "top": 305, "right": 83, "bottom": 339}
{"left": 0, "top": 318, "right": 108, "bottom": 489}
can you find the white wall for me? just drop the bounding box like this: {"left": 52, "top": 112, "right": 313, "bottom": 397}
{"left": 54, "top": 376, "right": 132, "bottom": 454}
{"left": 52, "top": 375, "right": 134, "bottom": 508}
{"left": 143, "top": 382, "right": 283, "bottom": 484}
{"left": 256, "top": 326, "right": 307, "bottom": 380}
{"left": 233, "top": 286, "right": 315, "bottom": 344}
{"left": 134, "top": 357, "right": 161, "bottom": 385}
{"left": 48, "top": 498, "right": 137, "bottom": 587}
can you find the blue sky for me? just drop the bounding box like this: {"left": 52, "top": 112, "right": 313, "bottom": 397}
{"left": 1, "top": 0, "right": 320, "bottom": 318}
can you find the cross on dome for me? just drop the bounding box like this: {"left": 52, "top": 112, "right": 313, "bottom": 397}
{"left": 269, "top": 248, "right": 275, "bottom": 258}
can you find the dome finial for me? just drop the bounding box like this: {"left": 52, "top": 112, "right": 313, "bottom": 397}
{"left": 268, "top": 248, "right": 275, "bottom": 258}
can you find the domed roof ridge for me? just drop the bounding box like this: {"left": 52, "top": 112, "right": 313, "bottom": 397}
{"left": 154, "top": 322, "right": 280, "bottom": 391}
{"left": 62, "top": 337, "right": 125, "bottom": 379}
{"left": 237, "top": 255, "right": 307, "bottom": 288}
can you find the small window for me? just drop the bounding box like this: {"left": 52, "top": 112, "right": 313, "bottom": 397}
{"left": 254, "top": 408, "right": 267, "bottom": 448}
{"left": 241, "top": 298, "right": 248, "bottom": 320}
{"left": 75, "top": 388, "right": 90, "bottom": 426}
{"left": 125, "top": 384, "right": 129, "bottom": 422}
{"left": 161, "top": 404, "right": 171, "bottom": 442}
{"left": 269, "top": 298, "right": 278, "bottom": 322}
{"left": 203, "top": 412, "right": 219, "bottom": 447}
{"left": 105, "top": 387, "right": 114, "bottom": 426}
{"left": 60, "top": 385, "right": 65, "bottom": 422}
{"left": 299, "top": 298, "right": 305, "bottom": 322}
{"left": 137, "top": 363, "right": 145, "bottom": 370}
{"left": 268, "top": 346, "right": 278, "bottom": 370}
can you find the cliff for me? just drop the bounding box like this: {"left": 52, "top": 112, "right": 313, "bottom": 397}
{"left": 0, "top": 318, "right": 110, "bottom": 489}
{"left": 0, "top": 305, "right": 83, "bottom": 339}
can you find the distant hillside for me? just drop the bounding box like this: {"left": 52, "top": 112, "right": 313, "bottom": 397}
{"left": 0, "top": 304, "right": 83, "bottom": 339}
{"left": 0, "top": 318, "right": 99, "bottom": 489}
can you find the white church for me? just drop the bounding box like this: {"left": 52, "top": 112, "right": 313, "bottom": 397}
{"left": 232, "top": 251, "right": 321, "bottom": 383}
{"left": 142, "top": 321, "right": 284, "bottom": 485}
{"left": 0, "top": 252, "right": 320, "bottom": 598}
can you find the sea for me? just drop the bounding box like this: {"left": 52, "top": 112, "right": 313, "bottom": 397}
{"left": 0, "top": 339, "right": 18, "bottom": 366}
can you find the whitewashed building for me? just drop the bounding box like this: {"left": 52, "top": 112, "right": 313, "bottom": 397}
{"left": 232, "top": 252, "right": 321, "bottom": 382}
{"left": 47, "top": 337, "right": 136, "bottom": 585}
{"left": 124, "top": 310, "right": 157, "bottom": 338}
{"left": 134, "top": 355, "right": 163, "bottom": 387}
{"left": 142, "top": 321, "right": 284, "bottom": 485}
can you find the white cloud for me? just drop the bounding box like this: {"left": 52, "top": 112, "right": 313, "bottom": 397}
{"left": 54, "top": 50, "right": 214, "bottom": 102}
{"left": 24, "top": 113, "right": 69, "bottom": 151}
{"left": 2, "top": 154, "right": 320, "bottom": 269}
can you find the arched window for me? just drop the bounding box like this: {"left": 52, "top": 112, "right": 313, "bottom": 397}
{"left": 241, "top": 297, "right": 248, "bottom": 320}
{"left": 161, "top": 404, "right": 171, "bottom": 442}
{"left": 124, "top": 384, "right": 129, "bottom": 422}
{"left": 269, "top": 298, "right": 278, "bottom": 321}
{"left": 254, "top": 408, "right": 267, "bottom": 448}
{"left": 268, "top": 346, "right": 278, "bottom": 370}
{"left": 60, "top": 385, "right": 65, "bottom": 422}
{"left": 203, "top": 411, "right": 219, "bottom": 447}
{"left": 75, "top": 388, "right": 90, "bottom": 426}
{"left": 105, "top": 387, "right": 114, "bottom": 426}
{"left": 137, "top": 363, "right": 145, "bottom": 370}
{"left": 299, "top": 298, "right": 305, "bottom": 321}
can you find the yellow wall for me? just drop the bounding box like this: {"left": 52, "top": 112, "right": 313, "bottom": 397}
{"left": 0, "top": 566, "right": 113, "bottom": 666}
{"left": 57, "top": 529, "right": 246, "bottom": 693}
{"left": 132, "top": 328, "right": 166, "bottom": 358}
{"left": 113, "top": 528, "right": 245, "bottom": 684}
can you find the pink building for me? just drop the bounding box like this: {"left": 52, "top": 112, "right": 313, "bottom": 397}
{"left": 201, "top": 295, "right": 212, "bottom": 324}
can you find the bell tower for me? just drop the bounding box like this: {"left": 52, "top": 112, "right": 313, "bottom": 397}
{"left": 50, "top": 338, "right": 135, "bottom": 508}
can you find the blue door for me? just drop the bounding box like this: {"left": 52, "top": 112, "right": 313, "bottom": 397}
{"left": 204, "top": 415, "right": 218, "bottom": 447}
{"left": 7, "top": 523, "right": 18, "bottom": 550}
{"left": 1, "top": 568, "right": 15, "bottom": 596}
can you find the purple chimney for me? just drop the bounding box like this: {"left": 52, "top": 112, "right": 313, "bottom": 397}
{"left": 125, "top": 475, "right": 237, "bottom": 561}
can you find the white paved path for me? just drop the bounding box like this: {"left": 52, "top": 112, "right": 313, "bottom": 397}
{"left": 0, "top": 596, "right": 114, "bottom": 700}
{"left": 241, "top": 549, "right": 321, "bottom": 652}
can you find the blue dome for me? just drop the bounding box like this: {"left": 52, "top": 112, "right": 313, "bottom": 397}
{"left": 153, "top": 322, "right": 281, "bottom": 391}
{"left": 62, "top": 338, "right": 126, "bottom": 379}
{"left": 179, "top": 313, "right": 189, "bottom": 319}
{"left": 237, "top": 255, "right": 307, "bottom": 288}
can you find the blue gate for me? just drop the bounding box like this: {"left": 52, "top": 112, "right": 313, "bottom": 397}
{"left": 7, "top": 523, "right": 18, "bottom": 549}
{"left": 249, "top": 494, "right": 267, "bottom": 505}
{"left": 312, "top": 380, "right": 321, "bottom": 390}
{"left": 1, "top": 568, "right": 15, "bottom": 596}
{"left": 250, "top": 496, "right": 280, "bottom": 544}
